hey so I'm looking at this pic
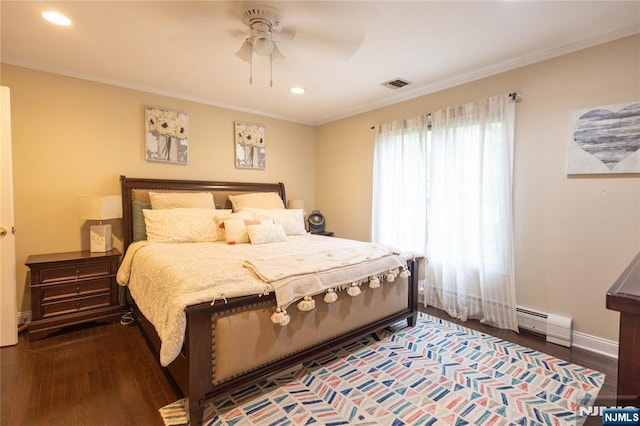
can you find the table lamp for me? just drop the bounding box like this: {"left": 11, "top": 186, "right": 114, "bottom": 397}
{"left": 77, "top": 195, "right": 122, "bottom": 252}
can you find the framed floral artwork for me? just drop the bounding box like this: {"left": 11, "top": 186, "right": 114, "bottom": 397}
{"left": 235, "top": 121, "right": 265, "bottom": 169}
{"left": 145, "top": 106, "right": 189, "bottom": 164}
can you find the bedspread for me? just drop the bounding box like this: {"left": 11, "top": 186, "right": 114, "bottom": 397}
{"left": 117, "top": 235, "right": 405, "bottom": 366}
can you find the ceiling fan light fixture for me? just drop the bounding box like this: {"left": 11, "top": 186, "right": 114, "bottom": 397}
{"left": 253, "top": 37, "right": 274, "bottom": 56}
{"left": 236, "top": 6, "right": 286, "bottom": 87}
{"left": 235, "top": 39, "right": 253, "bottom": 62}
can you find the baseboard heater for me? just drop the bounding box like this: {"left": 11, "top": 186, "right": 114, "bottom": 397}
{"left": 516, "top": 306, "right": 572, "bottom": 347}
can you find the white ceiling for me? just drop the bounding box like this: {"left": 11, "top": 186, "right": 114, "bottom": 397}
{"left": 2, "top": 1, "right": 639, "bottom": 125}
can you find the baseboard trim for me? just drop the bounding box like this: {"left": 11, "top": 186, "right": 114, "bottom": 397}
{"left": 572, "top": 330, "right": 618, "bottom": 359}
{"left": 16, "top": 310, "right": 32, "bottom": 326}
{"left": 421, "top": 297, "right": 618, "bottom": 359}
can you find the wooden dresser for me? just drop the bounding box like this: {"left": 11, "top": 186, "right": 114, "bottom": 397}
{"left": 606, "top": 251, "right": 640, "bottom": 406}
{"left": 26, "top": 249, "right": 121, "bottom": 340}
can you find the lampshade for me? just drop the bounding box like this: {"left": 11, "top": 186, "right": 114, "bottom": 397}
{"left": 271, "top": 44, "right": 285, "bottom": 63}
{"left": 253, "top": 37, "right": 274, "bottom": 56}
{"left": 236, "top": 38, "right": 284, "bottom": 63}
{"left": 287, "top": 199, "right": 305, "bottom": 210}
{"left": 235, "top": 39, "right": 253, "bottom": 62}
{"left": 77, "top": 195, "right": 121, "bottom": 252}
{"left": 77, "top": 195, "right": 122, "bottom": 221}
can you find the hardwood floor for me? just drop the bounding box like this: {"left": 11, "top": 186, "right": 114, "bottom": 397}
{"left": 1, "top": 320, "right": 177, "bottom": 426}
{"left": 1, "top": 308, "right": 618, "bottom": 425}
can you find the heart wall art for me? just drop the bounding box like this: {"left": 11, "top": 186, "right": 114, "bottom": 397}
{"left": 567, "top": 101, "right": 640, "bottom": 174}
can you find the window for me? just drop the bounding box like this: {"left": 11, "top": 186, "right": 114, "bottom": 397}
{"left": 372, "top": 95, "right": 518, "bottom": 330}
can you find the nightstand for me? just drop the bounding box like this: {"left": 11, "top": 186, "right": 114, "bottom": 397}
{"left": 311, "top": 231, "right": 334, "bottom": 237}
{"left": 26, "top": 249, "right": 121, "bottom": 340}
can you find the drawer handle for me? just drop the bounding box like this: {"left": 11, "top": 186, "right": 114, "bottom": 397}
{"left": 75, "top": 302, "right": 81, "bottom": 309}
{"left": 76, "top": 286, "right": 81, "bottom": 293}
{"left": 75, "top": 270, "right": 80, "bottom": 281}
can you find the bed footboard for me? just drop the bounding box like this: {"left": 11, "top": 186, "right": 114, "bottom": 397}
{"left": 175, "top": 256, "right": 421, "bottom": 425}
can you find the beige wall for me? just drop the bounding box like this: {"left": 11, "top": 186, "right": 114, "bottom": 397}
{"left": 1, "top": 65, "right": 317, "bottom": 312}
{"left": 3, "top": 35, "right": 639, "bottom": 342}
{"left": 316, "top": 35, "right": 640, "bottom": 342}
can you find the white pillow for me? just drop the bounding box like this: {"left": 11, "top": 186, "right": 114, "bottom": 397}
{"left": 149, "top": 191, "right": 215, "bottom": 210}
{"left": 143, "top": 208, "right": 217, "bottom": 243}
{"left": 223, "top": 219, "right": 272, "bottom": 244}
{"left": 247, "top": 224, "right": 288, "bottom": 245}
{"left": 213, "top": 210, "right": 253, "bottom": 241}
{"left": 240, "top": 208, "right": 306, "bottom": 235}
{"left": 211, "top": 209, "right": 233, "bottom": 241}
{"left": 228, "top": 192, "right": 284, "bottom": 212}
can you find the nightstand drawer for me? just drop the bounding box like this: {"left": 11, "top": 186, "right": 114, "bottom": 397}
{"left": 41, "top": 293, "right": 113, "bottom": 318}
{"left": 39, "top": 261, "right": 112, "bottom": 283}
{"left": 26, "top": 249, "right": 122, "bottom": 340}
{"left": 40, "top": 278, "right": 112, "bottom": 302}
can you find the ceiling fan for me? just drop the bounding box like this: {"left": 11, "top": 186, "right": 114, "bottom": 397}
{"left": 234, "top": 5, "right": 293, "bottom": 86}
{"left": 230, "top": 2, "right": 365, "bottom": 88}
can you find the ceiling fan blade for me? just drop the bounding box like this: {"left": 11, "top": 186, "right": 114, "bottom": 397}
{"left": 275, "top": 25, "right": 296, "bottom": 40}
{"left": 228, "top": 28, "right": 247, "bottom": 40}
{"left": 293, "top": 25, "right": 364, "bottom": 59}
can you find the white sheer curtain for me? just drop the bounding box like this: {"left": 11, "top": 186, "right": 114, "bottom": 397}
{"left": 425, "top": 95, "right": 517, "bottom": 330}
{"left": 372, "top": 95, "right": 518, "bottom": 331}
{"left": 372, "top": 116, "right": 429, "bottom": 256}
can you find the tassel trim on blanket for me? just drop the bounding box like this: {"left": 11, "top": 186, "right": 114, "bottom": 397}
{"left": 270, "top": 307, "right": 291, "bottom": 326}
{"left": 270, "top": 265, "right": 410, "bottom": 326}
{"left": 346, "top": 283, "right": 361, "bottom": 296}
{"left": 297, "top": 296, "right": 315, "bottom": 311}
{"left": 323, "top": 288, "right": 338, "bottom": 303}
{"left": 368, "top": 276, "right": 380, "bottom": 289}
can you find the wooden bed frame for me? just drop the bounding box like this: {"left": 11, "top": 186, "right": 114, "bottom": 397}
{"left": 119, "top": 175, "right": 420, "bottom": 425}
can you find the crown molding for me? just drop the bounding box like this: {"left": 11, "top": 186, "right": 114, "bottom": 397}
{"left": 316, "top": 25, "right": 640, "bottom": 125}
{"left": 2, "top": 25, "right": 637, "bottom": 127}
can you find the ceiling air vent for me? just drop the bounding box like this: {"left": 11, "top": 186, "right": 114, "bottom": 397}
{"left": 381, "top": 78, "right": 412, "bottom": 90}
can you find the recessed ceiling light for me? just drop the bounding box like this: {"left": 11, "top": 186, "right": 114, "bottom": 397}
{"left": 290, "top": 87, "right": 306, "bottom": 94}
{"left": 42, "top": 11, "right": 72, "bottom": 26}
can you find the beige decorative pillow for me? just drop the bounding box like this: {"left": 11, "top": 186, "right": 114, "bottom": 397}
{"left": 247, "top": 224, "right": 288, "bottom": 245}
{"left": 223, "top": 218, "right": 271, "bottom": 244}
{"left": 213, "top": 210, "right": 253, "bottom": 241}
{"left": 149, "top": 191, "right": 215, "bottom": 210}
{"left": 143, "top": 208, "right": 218, "bottom": 243}
{"left": 228, "top": 192, "right": 284, "bottom": 212}
{"left": 240, "top": 208, "right": 306, "bottom": 235}
{"left": 211, "top": 209, "right": 233, "bottom": 241}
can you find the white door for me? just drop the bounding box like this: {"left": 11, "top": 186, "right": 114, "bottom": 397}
{"left": 0, "top": 86, "right": 17, "bottom": 346}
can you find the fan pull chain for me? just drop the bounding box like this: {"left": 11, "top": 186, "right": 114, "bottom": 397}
{"left": 270, "top": 51, "right": 273, "bottom": 87}
{"left": 249, "top": 42, "right": 253, "bottom": 85}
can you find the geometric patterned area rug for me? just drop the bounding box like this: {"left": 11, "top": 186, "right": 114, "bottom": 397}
{"left": 160, "top": 313, "right": 605, "bottom": 425}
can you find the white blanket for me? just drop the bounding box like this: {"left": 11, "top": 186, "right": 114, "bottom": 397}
{"left": 117, "top": 235, "right": 405, "bottom": 366}
{"left": 243, "top": 243, "right": 403, "bottom": 309}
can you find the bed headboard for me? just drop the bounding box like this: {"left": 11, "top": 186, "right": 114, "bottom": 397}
{"left": 120, "top": 176, "right": 286, "bottom": 251}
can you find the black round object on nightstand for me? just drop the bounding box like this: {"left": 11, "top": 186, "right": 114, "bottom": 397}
{"left": 308, "top": 210, "right": 325, "bottom": 233}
